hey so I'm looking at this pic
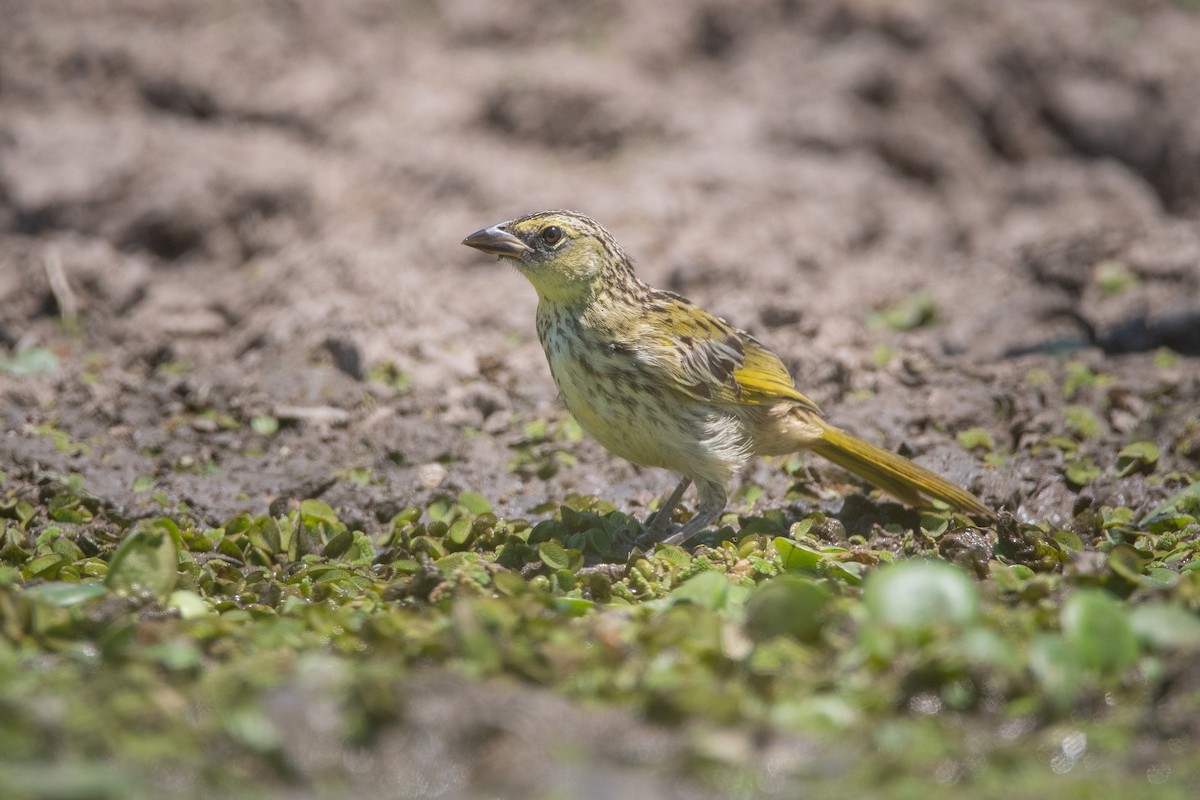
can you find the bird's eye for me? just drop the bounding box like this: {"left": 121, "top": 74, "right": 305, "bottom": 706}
{"left": 540, "top": 225, "right": 564, "bottom": 245}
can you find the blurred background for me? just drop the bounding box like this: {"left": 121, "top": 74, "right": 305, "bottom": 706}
{"left": 2, "top": 0, "right": 1199, "bottom": 542}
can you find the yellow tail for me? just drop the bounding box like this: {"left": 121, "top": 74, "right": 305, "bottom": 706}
{"left": 808, "top": 423, "right": 993, "bottom": 518}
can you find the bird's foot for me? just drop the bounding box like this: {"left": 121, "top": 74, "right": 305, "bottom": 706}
{"left": 639, "top": 510, "right": 723, "bottom": 549}
{"left": 636, "top": 477, "right": 692, "bottom": 546}
{"left": 638, "top": 478, "right": 726, "bottom": 549}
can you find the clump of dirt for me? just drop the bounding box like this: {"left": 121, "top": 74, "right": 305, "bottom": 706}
{"left": 3, "top": 0, "right": 1197, "bottom": 530}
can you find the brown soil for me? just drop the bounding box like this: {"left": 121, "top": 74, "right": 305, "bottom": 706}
{"left": 1, "top": 0, "right": 1199, "bottom": 789}
{"left": 4, "top": 0, "right": 1197, "bottom": 531}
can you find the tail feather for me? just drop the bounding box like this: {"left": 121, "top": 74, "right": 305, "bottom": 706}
{"left": 808, "top": 423, "right": 993, "bottom": 518}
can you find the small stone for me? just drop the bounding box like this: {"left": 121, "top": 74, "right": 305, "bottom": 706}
{"left": 190, "top": 417, "right": 218, "bottom": 433}
{"left": 418, "top": 462, "right": 447, "bottom": 489}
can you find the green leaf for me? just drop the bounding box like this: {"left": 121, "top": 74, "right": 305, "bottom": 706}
{"left": 1052, "top": 530, "right": 1084, "bottom": 551}
{"left": 223, "top": 709, "right": 282, "bottom": 752}
{"left": 1143, "top": 567, "right": 1179, "bottom": 589}
{"left": 48, "top": 494, "right": 92, "bottom": 524}
{"left": 863, "top": 560, "right": 979, "bottom": 630}
{"left": 1128, "top": 603, "right": 1200, "bottom": 650}
{"left": 133, "top": 475, "right": 158, "bottom": 493}
{"left": 458, "top": 492, "right": 493, "bottom": 515}
{"left": 738, "top": 483, "right": 764, "bottom": 508}
{"left": 342, "top": 467, "right": 372, "bottom": 486}
{"left": 654, "top": 543, "right": 692, "bottom": 569}
{"left": 537, "top": 541, "right": 571, "bottom": 571}
{"left": 745, "top": 575, "right": 832, "bottom": 643}
{"left": 554, "top": 597, "right": 595, "bottom": 617}
{"left": 345, "top": 531, "right": 377, "bottom": 565}
{"left": 0, "top": 346, "right": 60, "bottom": 376}
{"left": 787, "top": 517, "right": 815, "bottom": 537}
{"left": 24, "top": 553, "right": 68, "bottom": 578}
{"left": 522, "top": 418, "right": 549, "bottom": 439}
{"left": 24, "top": 581, "right": 109, "bottom": 607}
{"left": 774, "top": 537, "right": 822, "bottom": 571}
{"left": 1064, "top": 405, "right": 1102, "bottom": 440}
{"left": 144, "top": 639, "right": 203, "bottom": 671}
{"left": 105, "top": 519, "right": 180, "bottom": 603}
{"left": 1063, "top": 361, "right": 1103, "bottom": 400}
{"left": 322, "top": 528, "right": 354, "bottom": 559}
{"left": 668, "top": 570, "right": 739, "bottom": 611}
{"left": 1046, "top": 436, "right": 1078, "bottom": 457}
{"left": 168, "top": 590, "right": 216, "bottom": 619}
{"left": 1030, "top": 634, "right": 1084, "bottom": 710}
{"left": 1115, "top": 441, "right": 1159, "bottom": 477}
{"left": 825, "top": 559, "right": 864, "bottom": 585}
{"left": 1154, "top": 348, "right": 1180, "bottom": 368}
{"left": 250, "top": 415, "right": 279, "bottom": 436}
{"left": 299, "top": 499, "right": 340, "bottom": 529}
{"left": 1108, "top": 544, "right": 1149, "bottom": 583}
{"left": 956, "top": 428, "right": 995, "bottom": 452}
{"left": 1094, "top": 259, "right": 1138, "bottom": 297}
{"left": 366, "top": 361, "right": 412, "bottom": 393}
{"left": 1061, "top": 590, "right": 1139, "bottom": 675}
{"left": 447, "top": 518, "right": 472, "bottom": 547}
{"left": 1064, "top": 457, "right": 1101, "bottom": 488}
{"left": 869, "top": 290, "right": 936, "bottom": 331}
{"left": 1141, "top": 483, "right": 1200, "bottom": 529}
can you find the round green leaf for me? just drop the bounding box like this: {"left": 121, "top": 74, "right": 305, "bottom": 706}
{"left": 1116, "top": 441, "right": 1159, "bottom": 477}
{"left": 299, "top": 499, "right": 340, "bottom": 528}
{"left": 458, "top": 492, "right": 493, "bottom": 515}
{"left": 668, "top": 570, "right": 734, "bottom": 611}
{"left": 1061, "top": 589, "right": 1139, "bottom": 674}
{"left": 105, "top": 519, "right": 180, "bottom": 603}
{"left": 1108, "top": 544, "right": 1149, "bottom": 583}
{"left": 1029, "top": 634, "right": 1084, "bottom": 711}
{"left": 745, "top": 575, "right": 832, "bottom": 643}
{"left": 168, "top": 590, "right": 216, "bottom": 619}
{"left": 1128, "top": 603, "right": 1200, "bottom": 650}
{"left": 863, "top": 560, "right": 978, "bottom": 630}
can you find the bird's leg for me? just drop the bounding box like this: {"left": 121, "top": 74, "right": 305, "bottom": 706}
{"left": 641, "top": 477, "right": 691, "bottom": 539}
{"left": 658, "top": 479, "right": 727, "bottom": 547}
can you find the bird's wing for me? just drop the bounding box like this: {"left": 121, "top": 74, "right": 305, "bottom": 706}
{"left": 735, "top": 334, "right": 822, "bottom": 412}
{"left": 638, "top": 293, "right": 821, "bottom": 413}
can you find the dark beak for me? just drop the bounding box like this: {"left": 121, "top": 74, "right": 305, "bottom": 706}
{"left": 462, "top": 224, "right": 530, "bottom": 258}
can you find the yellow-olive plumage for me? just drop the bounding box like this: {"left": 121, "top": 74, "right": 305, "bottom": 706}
{"left": 463, "top": 210, "right": 992, "bottom": 545}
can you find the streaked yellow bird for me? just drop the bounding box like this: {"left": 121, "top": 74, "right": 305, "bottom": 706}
{"left": 464, "top": 210, "right": 992, "bottom": 545}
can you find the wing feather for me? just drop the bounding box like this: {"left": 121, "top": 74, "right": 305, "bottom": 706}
{"left": 637, "top": 292, "right": 821, "bottom": 413}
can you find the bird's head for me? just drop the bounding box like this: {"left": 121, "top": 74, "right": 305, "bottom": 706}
{"left": 462, "top": 210, "right": 633, "bottom": 305}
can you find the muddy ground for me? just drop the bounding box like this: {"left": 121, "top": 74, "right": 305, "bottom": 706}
{"left": 2, "top": 0, "right": 1199, "bottom": 793}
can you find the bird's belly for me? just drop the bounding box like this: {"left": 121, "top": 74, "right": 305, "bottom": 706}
{"left": 543, "top": 342, "right": 750, "bottom": 481}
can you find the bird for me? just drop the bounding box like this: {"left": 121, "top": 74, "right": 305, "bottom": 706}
{"left": 462, "top": 210, "right": 992, "bottom": 546}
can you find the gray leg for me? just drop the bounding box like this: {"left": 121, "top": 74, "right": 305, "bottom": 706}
{"left": 659, "top": 479, "right": 727, "bottom": 547}
{"left": 642, "top": 476, "right": 691, "bottom": 538}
